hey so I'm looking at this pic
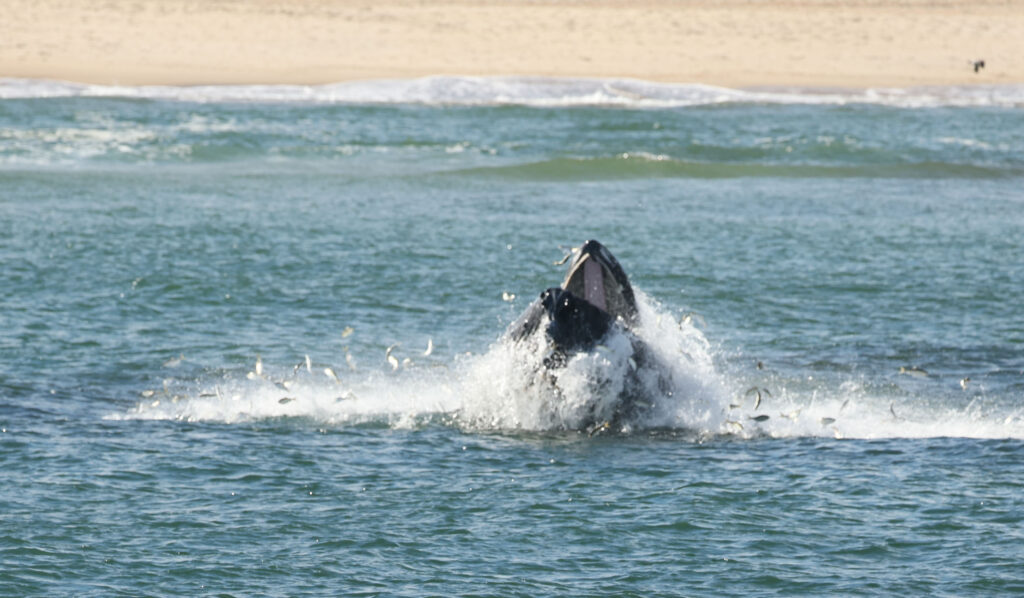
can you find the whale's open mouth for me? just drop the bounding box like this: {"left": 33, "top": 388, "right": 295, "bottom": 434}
{"left": 561, "top": 240, "right": 638, "bottom": 325}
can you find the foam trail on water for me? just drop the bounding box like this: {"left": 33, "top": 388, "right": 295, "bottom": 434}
{"left": 5, "top": 76, "right": 1024, "bottom": 108}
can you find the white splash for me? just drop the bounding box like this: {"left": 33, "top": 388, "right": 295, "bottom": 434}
{"left": 715, "top": 377, "right": 1024, "bottom": 441}
{"left": 112, "top": 291, "right": 731, "bottom": 434}
{"left": 111, "top": 289, "right": 1024, "bottom": 440}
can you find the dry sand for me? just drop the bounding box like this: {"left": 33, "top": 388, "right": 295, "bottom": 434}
{"left": 2, "top": 0, "right": 1022, "bottom": 88}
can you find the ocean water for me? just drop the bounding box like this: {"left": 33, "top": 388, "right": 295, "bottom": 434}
{"left": 1, "top": 76, "right": 1023, "bottom": 595}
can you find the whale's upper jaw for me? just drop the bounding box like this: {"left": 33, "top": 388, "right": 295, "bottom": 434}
{"left": 561, "top": 240, "right": 638, "bottom": 326}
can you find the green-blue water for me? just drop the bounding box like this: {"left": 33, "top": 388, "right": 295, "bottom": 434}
{"left": 2, "top": 78, "right": 1023, "bottom": 595}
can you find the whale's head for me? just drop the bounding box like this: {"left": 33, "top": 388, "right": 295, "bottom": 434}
{"left": 502, "top": 240, "right": 659, "bottom": 430}
{"left": 506, "top": 240, "right": 640, "bottom": 354}
{"left": 560, "top": 240, "right": 638, "bottom": 326}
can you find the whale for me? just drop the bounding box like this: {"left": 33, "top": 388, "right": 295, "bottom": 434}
{"left": 505, "top": 240, "right": 668, "bottom": 431}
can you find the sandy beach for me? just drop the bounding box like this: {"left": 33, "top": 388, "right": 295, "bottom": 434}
{"left": 2, "top": 0, "right": 1022, "bottom": 88}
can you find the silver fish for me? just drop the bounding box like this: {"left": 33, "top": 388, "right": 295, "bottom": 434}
{"left": 899, "top": 366, "right": 928, "bottom": 378}
{"left": 679, "top": 312, "right": 707, "bottom": 329}
{"left": 553, "top": 246, "right": 579, "bottom": 266}
{"left": 386, "top": 344, "right": 400, "bottom": 371}
{"left": 744, "top": 386, "right": 771, "bottom": 410}
{"left": 162, "top": 354, "right": 185, "bottom": 368}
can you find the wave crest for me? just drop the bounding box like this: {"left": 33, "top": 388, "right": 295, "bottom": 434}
{"left": 5, "top": 76, "right": 1024, "bottom": 108}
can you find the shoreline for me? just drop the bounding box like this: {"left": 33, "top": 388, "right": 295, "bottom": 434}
{"left": 5, "top": 76, "right": 1022, "bottom": 111}
{"left": 3, "top": 0, "right": 1023, "bottom": 89}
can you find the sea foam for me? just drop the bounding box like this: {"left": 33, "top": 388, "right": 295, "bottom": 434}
{"left": 5, "top": 76, "right": 1024, "bottom": 108}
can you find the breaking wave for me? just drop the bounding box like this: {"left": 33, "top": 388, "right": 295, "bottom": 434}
{"left": 5, "top": 76, "right": 1024, "bottom": 108}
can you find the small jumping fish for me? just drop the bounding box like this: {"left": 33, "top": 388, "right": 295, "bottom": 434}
{"left": 725, "top": 420, "right": 744, "bottom": 432}
{"left": 553, "top": 246, "right": 579, "bottom": 266}
{"left": 899, "top": 366, "right": 928, "bottom": 378}
{"left": 162, "top": 354, "right": 185, "bottom": 368}
{"left": 345, "top": 351, "right": 356, "bottom": 371}
{"left": 744, "top": 386, "right": 771, "bottom": 410}
{"left": 278, "top": 397, "right": 296, "bottom": 404}
{"left": 587, "top": 421, "right": 611, "bottom": 437}
{"left": 386, "top": 344, "right": 400, "bottom": 371}
{"left": 293, "top": 355, "right": 312, "bottom": 375}
{"left": 628, "top": 357, "right": 638, "bottom": 371}
{"left": 749, "top": 414, "right": 770, "bottom": 422}
{"left": 960, "top": 377, "right": 971, "bottom": 390}
{"left": 324, "top": 367, "right": 340, "bottom": 383}
{"left": 341, "top": 326, "right": 354, "bottom": 338}
{"left": 501, "top": 292, "right": 516, "bottom": 302}
{"left": 680, "top": 312, "right": 707, "bottom": 329}
{"left": 820, "top": 417, "right": 836, "bottom": 426}
{"left": 254, "top": 355, "right": 263, "bottom": 377}
{"left": 890, "top": 402, "right": 900, "bottom": 420}
{"left": 423, "top": 338, "right": 434, "bottom": 357}
{"left": 780, "top": 409, "right": 802, "bottom": 420}
{"left": 140, "top": 389, "right": 156, "bottom": 398}
{"left": 756, "top": 361, "right": 764, "bottom": 370}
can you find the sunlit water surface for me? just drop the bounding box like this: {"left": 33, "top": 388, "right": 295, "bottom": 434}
{"left": 2, "top": 78, "right": 1023, "bottom": 595}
